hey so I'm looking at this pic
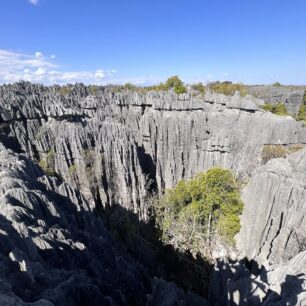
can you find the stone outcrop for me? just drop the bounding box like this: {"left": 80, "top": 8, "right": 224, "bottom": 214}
{"left": 248, "top": 85, "right": 305, "bottom": 115}
{"left": 0, "top": 81, "right": 305, "bottom": 305}
{"left": 1, "top": 82, "right": 305, "bottom": 218}
{"left": 237, "top": 148, "right": 306, "bottom": 266}
{"left": 210, "top": 148, "right": 306, "bottom": 305}
{"left": 0, "top": 149, "right": 149, "bottom": 305}
{"left": 225, "top": 148, "right": 306, "bottom": 305}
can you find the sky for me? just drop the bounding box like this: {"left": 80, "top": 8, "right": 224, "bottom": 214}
{"left": 0, "top": 0, "right": 306, "bottom": 85}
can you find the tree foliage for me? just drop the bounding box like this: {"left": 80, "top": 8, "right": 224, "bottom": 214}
{"left": 155, "top": 168, "right": 243, "bottom": 256}
{"left": 164, "top": 76, "right": 187, "bottom": 94}
{"left": 147, "top": 76, "right": 187, "bottom": 94}
{"left": 191, "top": 82, "right": 206, "bottom": 94}
{"left": 208, "top": 81, "right": 247, "bottom": 97}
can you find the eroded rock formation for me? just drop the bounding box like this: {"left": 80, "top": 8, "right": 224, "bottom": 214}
{"left": 0, "top": 81, "right": 305, "bottom": 305}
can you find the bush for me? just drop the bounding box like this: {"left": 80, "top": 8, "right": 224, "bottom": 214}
{"left": 165, "top": 76, "right": 184, "bottom": 89}
{"left": 155, "top": 168, "right": 243, "bottom": 255}
{"left": 272, "top": 82, "right": 282, "bottom": 87}
{"left": 208, "top": 81, "right": 247, "bottom": 97}
{"left": 59, "top": 86, "right": 71, "bottom": 96}
{"left": 163, "top": 76, "right": 187, "bottom": 95}
{"left": 296, "top": 104, "right": 306, "bottom": 125}
{"left": 260, "top": 103, "right": 288, "bottom": 116}
{"left": 262, "top": 144, "right": 305, "bottom": 164}
{"left": 261, "top": 145, "right": 287, "bottom": 164}
{"left": 191, "top": 82, "right": 206, "bottom": 94}
{"left": 124, "top": 83, "right": 137, "bottom": 91}
{"left": 88, "top": 85, "right": 98, "bottom": 95}
{"left": 39, "top": 150, "right": 57, "bottom": 176}
{"left": 68, "top": 164, "right": 77, "bottom": 175}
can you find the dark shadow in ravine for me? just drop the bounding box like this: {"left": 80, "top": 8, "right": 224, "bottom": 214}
{"left": 100, "top": 204, "right": 211, "bottom": 298}
{"left": 0, "top": 154, "right": 304, "bottom": 305}
{"left": 99, "top": 204, "right": 306, "bottom": 306}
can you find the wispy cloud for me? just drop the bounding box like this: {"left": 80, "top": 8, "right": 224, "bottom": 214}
{"left": 29, "top": 0, "right": 39, "bottom": 5}
{"left": 0, "top": 49, "right": 117, "bottom": 85}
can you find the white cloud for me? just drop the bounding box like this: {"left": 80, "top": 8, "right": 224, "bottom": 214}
{"left": 0, "top": 49, "right": 117, "bottom": 85}
{"left": 223, "top": 72, "right": 228, "bottom": 76}
{"left": 35, "top": 51, "right": 43, "bottom": 58}
{"left": 29, "top": 0, "right": 39, "bottom": 4}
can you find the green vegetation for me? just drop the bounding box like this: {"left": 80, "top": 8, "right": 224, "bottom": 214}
{"left": 272, "top": 82, "right": 282, "bottom": 87}
{"left": 138, "top": 76, "right": 187, "bottom": 94}
{"left": 39, "top": 150, "right": 57, "bottom": 176}
{"left": 164, "top": 76, "right": 187, "bottom": 94}
{"left": 260, "top": 103, "right": 288, "bottom": 116}
{"left": 59, "top": 86, "right": 71, "bottom": 96}
{"left": 124, "top": 83, "right": 137, "bottom": 91}
{"left": 88, "top": 85, "right": 98, "bottom": 95}
{"left": 208, "top": 81, "right": 247, "bottom": 97}
{"left": 155, "top": 168, "right": 243, "bottom": 256}
{"left": 191, "top": 82, "right": 206, "bottom": 94}
{"left": 83, "top": 149, "right": 98, "bottom": 187}
{"left": 295, "top": 103, "right": 306, "bottom": 126}
{"left": 261, "top": 145, "right": 287, "bottom": 164}
{"left": 68, "top": 164, "right": 77, "bottom": 175}
{"left": 262, "top": 144, "right": 305, "bottom": 164}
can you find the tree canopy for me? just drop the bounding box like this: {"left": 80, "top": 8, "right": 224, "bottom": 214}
{"left": 155, "top": 168, "right": 243, "bottom": 256}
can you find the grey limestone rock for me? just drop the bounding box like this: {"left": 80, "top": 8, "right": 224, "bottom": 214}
{"left": 1, "top": 82, "right": 305, "bottom": 219}
{"left": 0, "top": 149, "right": 149, "bottom": 305}
{"left": 1, "top": 81, "right": 306, "bottom": 305}
{"left": 248, "top": 85, "right": 305, "bottom": 115}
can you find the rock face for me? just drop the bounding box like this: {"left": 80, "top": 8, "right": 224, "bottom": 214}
{"left": 226, "top": 148, "right": 306, "bottom": 305}
{"left": 1, "top": 82, "right": 305, "bottom": 218}
{"left": 237, "top": 148, "right": 306, "bottom": 266}
{"left": 0, "top": 81, "right": 305, "bottom": 305}
{"left": 0, "top": 149, "right": 149, "bottom": 305}
{"left": 248, "top": 85, "right": 305, "bottom": 115}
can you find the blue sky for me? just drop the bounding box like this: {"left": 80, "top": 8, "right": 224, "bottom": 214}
{"left": 0, "top": 0, "right": 306, "bottom": 85}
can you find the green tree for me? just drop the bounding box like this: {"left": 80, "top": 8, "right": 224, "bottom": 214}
{"left": 164, "top": 76, "right": 187, "bottom": 94}
{"left": 155, "top": 168, "right": 243, "bottom": 256}
{"left": 191, "top": 82, "right": 206, "bottom": 94}
{"left": 124, "top": 83, "right": 137, "bottom": 91}
{"left": 208, "top": 81, "right": 247, "bottom": 97}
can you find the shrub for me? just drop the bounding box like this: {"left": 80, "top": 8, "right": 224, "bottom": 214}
{"left": 88, "top": 85, "right": 98, "bottom": 95}
{"left": 59, "top": 86, "right": 71, "bottom": 96}
{"left": 39, "top": 150, "right": 57, "bottom": 176}
{"left": 174, "top": 85, "right": 187, "bottom": 95}
{"left": 124, "top": 83, "right": 137, "bottom": 91}
{"left": 68, "top": 164, "right": 77, "bottom": 175}
{"left": 295, "top": 104, "right": 306, "bottom": 125}
{"left": 262, "top": 144, "right": 305, "bottom": 164}
{"left": 155, "top": 168, "right": 243, "bottom": 255}
{"left": 208, "top": 81, "right": 247, "bottom": 97}
{"left": 261, "top": 145, "right": 287, "bottom": 164}
{"left": 260, "top": 104, "right": 273, "bottom": 112}
{"left": 272, "top": 82, "right": 282, "bottom": 87}
{"left": 260, "top": 103, "right": 288, "bottom": 116}
{"left": 165, "top": 76, "right": 184, "bottom": 89}
{"left": 191, "top": 82, "right": 206, "bottom": 94}
{"left": 272, "top": 103, "right": 288, "bottom": 115}
{"left": 164, "top": 76, "right": 187, "bottom": 95}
